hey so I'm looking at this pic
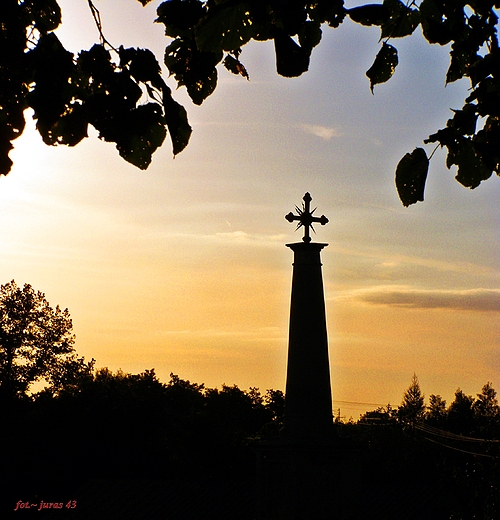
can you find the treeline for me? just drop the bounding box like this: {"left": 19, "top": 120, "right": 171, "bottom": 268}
{"left": 2, "top": 365, "right": 499, "bottom": 479}
{"left": 2, "top": 367, "right": 498, "bottom": 478}
{"left": 350, "top": 375, "right": 500, "bottom": 519}
{"left": 2, "top": 367, "right": 285, "bottom": 482}
{"left": 1, "top": 283, "right": 498, "bottom": 517}
{"left": 1, "top": 367, "right": 499, "bottom": 519}
{"left": 360, "top": 374, "right": 500, "bottom": 439}
{"left": 0, "top": 367, "right": 285, "bottom": 519}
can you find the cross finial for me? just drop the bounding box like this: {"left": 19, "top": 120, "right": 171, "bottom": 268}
{"left": 285, "top": 192, "right": 329, "bottom": 243}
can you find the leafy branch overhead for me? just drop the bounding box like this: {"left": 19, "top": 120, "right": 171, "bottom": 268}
{"left": 1, "top": 1, "right": 499, "bottom": 206}
{"left": 0, "top": 0, "right": 191, "bottom": 172}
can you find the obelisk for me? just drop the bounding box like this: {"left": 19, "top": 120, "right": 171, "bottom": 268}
{"left": 283, "top": 192, "right": 333, "bottom": 440}
{"left": 255, "top": 193, "right": 338, "bottom": 520}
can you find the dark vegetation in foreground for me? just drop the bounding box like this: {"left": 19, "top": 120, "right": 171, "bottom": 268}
{"left": 1, "top": 369, "right": 499, "bottom": 519}
{"left": 0, "top": 281, "right": 498, "bottom": 518}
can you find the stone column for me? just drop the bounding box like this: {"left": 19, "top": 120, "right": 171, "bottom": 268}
{"left": 282, "top": 241, "right": 333, "bottom": 440}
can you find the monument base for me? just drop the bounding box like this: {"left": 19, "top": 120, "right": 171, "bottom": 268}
{"left": 255, "top": 436, "right": 355, "bottom": 520}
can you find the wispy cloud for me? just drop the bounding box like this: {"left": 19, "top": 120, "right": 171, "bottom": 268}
{"left": 154, "top": 326, "right": 285, "bottom": 341}
{"left": 355, "top": 287, "right": 500, "bottom": 312}
{"left": 167, "top": 230, "right": 287, "bottom": 246}
{"left": 300, "top": 124, "right": 341, "bottom": 140}
{"left": 329, "top": 245, "right": 496, "bottom": 279}
{"left": 215, "top": 230, "right": 287, "bottom": 243}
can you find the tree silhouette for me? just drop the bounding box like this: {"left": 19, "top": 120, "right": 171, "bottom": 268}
{"left": 447, "top": 387, "right": 475, "bottom": 435}
{"left": 472, "top": 381, "right": 500, "bottom": 436}
{"left": 1, "top": 365, "right": 499, "bottom": 519}
{"left": 473, "top": 381, "right": 499, "bottom": 417}
{"left": 204, "top": 384, "right": 273, "bottom": 443}
{"left": 1, "top": 1, "right": 498, "bottom": 205}
{"left": 0, "top": 280, "right": 89, "bottom": 400}
{"left": 426, "top": 393, "right": 447, "bottom": 426}
{"left": 398, "top": 373, "right": 425, "bottom": 425}
{"left": 264, "top": 389, "right": 285, "bottom": 424}
{"left": 359, "top": 404, "right": 397, "bottom": 425}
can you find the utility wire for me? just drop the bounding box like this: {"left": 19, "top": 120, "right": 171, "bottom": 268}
{"left": 416, "top": 424, "right": 500, "bottom": 459}
{"left": 416, "top": 424, "right": 500, "bottom": 444}
{"left": 332, "top": 400, "right": 391, "bottom": 407}
{"left": 419, "top": 434, "right": 499, "bottom": 459}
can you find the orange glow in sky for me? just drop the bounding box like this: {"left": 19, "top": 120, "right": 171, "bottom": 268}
{"left": 0, "top": 1, "right": 498, "bottom": 419}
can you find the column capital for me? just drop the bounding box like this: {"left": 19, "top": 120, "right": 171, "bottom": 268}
{"left": 286, "top": 242, "right": 328, "bottom": 251}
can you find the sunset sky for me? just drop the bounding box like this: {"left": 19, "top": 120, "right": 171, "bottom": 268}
{"left": 1, "top": 1, "right": 498, "bottom": 419}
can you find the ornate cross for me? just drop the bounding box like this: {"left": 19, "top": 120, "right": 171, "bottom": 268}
{"left": 285, "top": 192, "right": 329, "bottom": 243}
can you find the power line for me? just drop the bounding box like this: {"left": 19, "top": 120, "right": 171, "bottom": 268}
{"left": 419, "top": 434, "right": 499, "bottom": 459}
{"left": 417, "top": 424, "right": 500, "bottom": 444}
{"left": 416, "top": 424, "right": 500, "bottom": 459}
{"left": 332, "top": 400, "right": 391, "bottom": 407}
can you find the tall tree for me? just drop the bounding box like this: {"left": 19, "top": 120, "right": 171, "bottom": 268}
{"left": 472, "top": 381, "right": 500, "bottom": 435}
{"left": 1, "top": 1, "right": 498, "bottom": 205}
{"left": 0, "top": 280, "right": 85, "bottom": 399}
{"left": 398, "top": 373, "right": 425, "bottom": 425}
{"left": 473, "top": 381, "right": 499, "bottom": 418}
{"left": 426, "top": 393, "right": 447, "bottom": 426}
{"left": 264, "top": 388, "right": 285, "bottom": 425}
{"left": 447, "top": 388, "right": 475, "bottom": 434}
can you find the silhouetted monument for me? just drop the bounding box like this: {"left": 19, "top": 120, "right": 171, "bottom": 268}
{"left": 256, "top": 193, "right": 338, "bottom": 520}
{"left": 283, "top": 192, "right": 333, "bottom": 440}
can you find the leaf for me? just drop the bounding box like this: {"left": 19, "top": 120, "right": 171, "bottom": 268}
{"left": 271, "top": 1, "right": 307, "bottom": 35}
{"left": 449, "top": 104, "right": 478, "bottom": 136}
{"left": 77, "top": 44, "right": 115, "bottom": 82}
{"left": 120, "top": 47, "right": 161, "bottom": 84}
{"left": 26, "top": 33, "right": 76, "bottom": 135}
{"left": 473, "top": 116, "right": 500, "bottom": 173}
{"left": 24, "top": 0, "right": 62, "bottom": 33}
{"left": 115, "top": 103, "right": 167, "bottom": 170}
{"left": 466, "top": 77, "right": 500, "bottom": 118}
{"left": 0, "top": 99, "right": 25, "bottom": 175}
{"left": 310, "top": 0, "right": 346, "bottom": 28}
{"left": 366, "top": 42, "right": 398, "bottom": 93}
{"left": 380, "top": 0, "right": 420, "bottom": 39}
{"left": 348, "top": 4, "right": 390, "bottom": 26}
{"left": 163, "top": 87, "right": 192, "bottom": 156}
{"left": 395, "top": 147, "right": 429, "bottom": 207}
{"left": 195, "top": 3, "right": 254, "bottom": 53}
{"left": 156, "top": 0, "right": 205, "bottom": 38}
{"left": 446, "top": 40, "right": 479, "bottom": 85}
{"left": 298, "top": 21, "right": 322, "bottom": 51}
{"left": 419, "top": 0, "right": 453, "bottom": 45}
{"left": 274, "top": 31, "right": 310, "bottom": 78}
{"left": 0, "top": 90, "right": 26, "bottom": 144}
{"left": 223, "top": 55, "right": 249, "bottom": 80}
{"left": 0, "top": 137, "right": 14, "bottom": 176}
{"left": 42, "top": 104, "right": 89, "bottom": 146}
{"left": 164, "top": 39, "right": 222, "bottom": 105}
{"left": 452, "top": 140, "right": 492, "bottom": 189}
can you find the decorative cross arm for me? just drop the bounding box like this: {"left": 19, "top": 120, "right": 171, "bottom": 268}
{"left": 285, "top": 192, "right": 329, "bottom": 243}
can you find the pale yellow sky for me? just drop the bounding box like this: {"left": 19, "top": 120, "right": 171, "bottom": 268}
{"left": 1, "top": 1, "right": 498, "bottom": 419}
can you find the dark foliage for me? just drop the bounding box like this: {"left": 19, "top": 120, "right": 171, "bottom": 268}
{"left": 358, "top": 378, "right": 500, "bottom": 518}
{"left": 1, "top": 1, "right": 498, "bottom": 205}
{"left": 398, "top": 373, "right": 426, "bottom": 425}
{"left": 0, "top": 283, "right": 497, "bottom": 516}
{"left": 0, "top": 280, "right": 93, "bottom": 400}
{"left": 0, "top": 1, "right": 191, "bottom": 174}
{"left": 1, "top": 369, "right": 281, "bottom": 482}
{"left": 1, "top": 366, "right": 498, "bottom": 518}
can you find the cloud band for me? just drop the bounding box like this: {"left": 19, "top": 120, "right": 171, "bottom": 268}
{"left": 358, "top": 288, "right": 500, "bottom": 312}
